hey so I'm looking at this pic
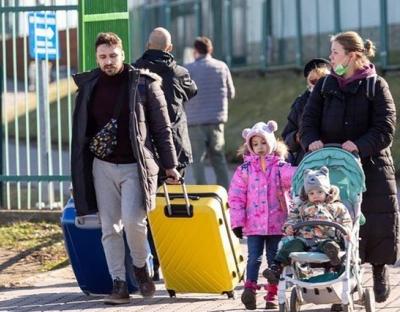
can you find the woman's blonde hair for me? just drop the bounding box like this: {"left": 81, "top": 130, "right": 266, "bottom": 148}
{"left": 308, "top": 66, "right": 330, "bottom": 77}
{"left": 307, "top": 66, "right": 331, "bottom": 87}
{"left": 237, "top": 138, "right": 288, "bottom": 159}
{"left": 331, "top": 31, "right": 376, "bottom": 68}
{"left": 308, "top": 66, "right": 330, "bottom": 79}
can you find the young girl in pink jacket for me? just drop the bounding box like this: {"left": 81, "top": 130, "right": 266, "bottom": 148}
{"left": 228, "top": 121, "right": 295, "bottom": 310}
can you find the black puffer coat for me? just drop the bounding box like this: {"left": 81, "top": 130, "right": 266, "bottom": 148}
{"left": 281, "top": 89, "right": 310, "bottom": 165}
{"left": 71, "top": 65, "right": 177, "bottom": 216}
{"left": 300, "top": 74, "right": 399, "bottom": 265}
{"left": 134, "top": 50, "right": 197, "bottom": 170}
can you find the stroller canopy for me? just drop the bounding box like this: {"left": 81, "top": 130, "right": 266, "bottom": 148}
{"left": 292, "top": 147, "right": 366, "bottom": 208}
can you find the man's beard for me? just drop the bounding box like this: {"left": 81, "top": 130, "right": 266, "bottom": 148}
{"left": 102, "top": 64, "right": 122, "bottom": 76}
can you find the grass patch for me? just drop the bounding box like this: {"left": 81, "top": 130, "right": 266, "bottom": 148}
{"left": 0, "top": 221, "right": 68, "bottom": 272}
{"left": 226, "top": 72, "right": 304, "bottom": 161}
{"left": 226, "top": 71, "right": 400, "bottom": 174}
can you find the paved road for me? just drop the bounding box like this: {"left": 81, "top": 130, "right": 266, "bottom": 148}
{"left": 1, "top": 244, "right": 400, "bottom": 312}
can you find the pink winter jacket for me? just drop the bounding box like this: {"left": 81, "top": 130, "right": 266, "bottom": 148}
{"left": 228, "top": 154, "right": 296, "bottom": 236}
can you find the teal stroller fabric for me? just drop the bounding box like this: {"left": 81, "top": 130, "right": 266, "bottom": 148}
{"left": 292, "top": 147, "right": 366, "bottom": 217}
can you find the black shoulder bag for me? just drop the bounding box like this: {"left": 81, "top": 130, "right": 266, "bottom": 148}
{"left": 89, "top": 93, "right": 124, "bottom": 159}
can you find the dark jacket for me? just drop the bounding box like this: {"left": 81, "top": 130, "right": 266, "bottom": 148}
{"left": 300, "top": 74, "right": 399, "bottom": 264}
{"left": 71, "top": 65, "right": 178, "bottom": 216}
{"left": 134, "top": 50, "right": 197, "bottom": 169}
{"left": 281, "top": 89, "right": 310, "bottom": 165}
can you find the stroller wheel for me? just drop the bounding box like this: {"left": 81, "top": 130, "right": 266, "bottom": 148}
{"left": 290, "top": 288, "right": 301, "bottom": 312}
{"left": 342, "top": 304, "right": 354, "bottom": 312}
{"left": 363, "top": 288, "right": 375, "bottom": 312}
{"left": 279, "top": 303, "right": 288, "bottom": 312}
{"left": 330, "top": 304, "right": 343, "bottom": 311}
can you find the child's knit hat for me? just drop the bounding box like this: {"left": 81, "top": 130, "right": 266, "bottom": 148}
{"left": 303, "top": 58, "right": 331, "bottom": 77}
{"left": 303, "top": 166, "right": 331, "bottom": 194}
{"left": 242, "top": 121, "right": 278, "bottom": 155}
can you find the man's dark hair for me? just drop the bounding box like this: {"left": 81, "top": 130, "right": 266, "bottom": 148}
{"left": 193, "top": 36, "right": 213, "bottom": 55}
{"left": 95, "top": 32, "right": 123, "bottom": 51}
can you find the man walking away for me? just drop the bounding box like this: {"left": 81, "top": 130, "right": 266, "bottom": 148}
{"left": 135, "top": 27, "right": 197, "bottom": 173}
{"left": 134, "top": 27, "right": 197, "bottom": 281}
{"left": 185, "top": 36, "right": 235, "bottom": 189}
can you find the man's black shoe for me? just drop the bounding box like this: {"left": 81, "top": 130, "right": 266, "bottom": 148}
{"left": 134, "top": 264, "right": 156, "bottom": 298}
{"left": 104, "top": 278, "right": 130, "bottom": 305}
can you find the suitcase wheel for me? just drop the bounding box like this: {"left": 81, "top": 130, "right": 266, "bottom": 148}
{"left": 223, "top": 291, "right": 235, "bottom": 299}
{"left": 167, "top": 289, "right": 176, "bottom": 298}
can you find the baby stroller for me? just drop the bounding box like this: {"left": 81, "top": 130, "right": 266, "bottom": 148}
{"left": 277, "top": 145, "right": 375, "bottom": 312}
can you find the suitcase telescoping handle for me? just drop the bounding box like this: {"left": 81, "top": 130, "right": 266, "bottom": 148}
{"left": 162, "top": 178, "right": 192, "bottom": 217}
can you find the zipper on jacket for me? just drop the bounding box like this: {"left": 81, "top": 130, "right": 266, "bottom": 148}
{"left": 128, "top": 68, "right": 149, "bottom": 206}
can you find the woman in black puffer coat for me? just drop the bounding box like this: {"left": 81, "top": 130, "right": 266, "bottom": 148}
{"left": 300, "top": 31, "right": 399, "bottom": 304}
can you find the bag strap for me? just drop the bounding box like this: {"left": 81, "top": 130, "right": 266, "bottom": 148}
{"left": 276, "top": 164, "right": 288, "bottom": 212}
{"left": 366, "top": 74, "right": 377, "bottom": 100}
{"left": 137, "top": 74, "right": 147, "bottom": 103}
{"left": 321, "top": 74, "right": 377, "bottom": 100}
{"left": 320, "top": 74, "right": 331, "bottom": 97}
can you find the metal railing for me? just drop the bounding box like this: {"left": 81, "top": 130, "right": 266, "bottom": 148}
{"left": 0, "top": 2, "right": 78, "bottom": 209}
{"left": 132, "top": 0, "right": 400, "bottom": 71}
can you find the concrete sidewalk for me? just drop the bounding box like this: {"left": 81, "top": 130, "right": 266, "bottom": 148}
{"left": 1, "top": 248, "right": 400, "bottom": 312}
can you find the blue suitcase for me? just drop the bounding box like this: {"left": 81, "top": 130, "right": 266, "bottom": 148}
{"left": 61, "top": 198, "right": 141, "bottom": 295}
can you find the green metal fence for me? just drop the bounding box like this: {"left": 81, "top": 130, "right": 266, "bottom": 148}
{"left": 0, "top": 2, "right": 78, "bottom": 209}
{"left": 0, "top": 0, "right": 131, "bottom": 210}
{"left": 132, "top": 0, "right": 400, "bottom": 71}
{"left": 1, "top": 0, "right": 398, "bottom": 209}
{"left": 79, "top": 0, "right": 130, "bottom": 71}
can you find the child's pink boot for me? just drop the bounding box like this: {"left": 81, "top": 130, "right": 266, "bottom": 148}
{"left": 264, "top": 283, "right": 278, "bottom": 309}
{"left": 241, "top": 280, "right": 260, "bottom": 310}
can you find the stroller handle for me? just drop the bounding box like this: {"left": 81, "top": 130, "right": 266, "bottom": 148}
{"left": 292, "top": 220, "right": 349, "bottom": 236}
{"left": 305, "top": 143, "right": 360, "bottom": 158}
{"left": 323, "top": 143, "right": 360, "bottom": 158}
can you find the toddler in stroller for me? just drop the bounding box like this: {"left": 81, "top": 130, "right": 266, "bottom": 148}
{"left": 263, "top": 165, "right": 352, "bottom": 284}
{"left": 264, "top": 146, "right": 374, "bottom": 312}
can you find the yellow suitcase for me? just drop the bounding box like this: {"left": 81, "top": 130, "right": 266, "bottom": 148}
{"left": 148, "top": 183, "right": 245, "bottom": 298}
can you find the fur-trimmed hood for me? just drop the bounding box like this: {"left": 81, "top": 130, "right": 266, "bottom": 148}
{"left": 73, "top": 64, "right": 162, "bottom": 88}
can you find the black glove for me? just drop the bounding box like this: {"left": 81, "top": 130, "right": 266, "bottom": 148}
{"left": 232, "top": 227, "right": 243, "bottom": 239}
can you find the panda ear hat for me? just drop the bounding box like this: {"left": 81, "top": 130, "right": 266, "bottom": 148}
{"left": 242, "top": 121, "right": 278, "bottom": 155}
{"left": 303, "top": 166, "right": 331, "bottom": 194}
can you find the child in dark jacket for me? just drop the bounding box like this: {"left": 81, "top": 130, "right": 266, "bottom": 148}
{"left": 281, "top": 58, "right": 331, "bottom": 165}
